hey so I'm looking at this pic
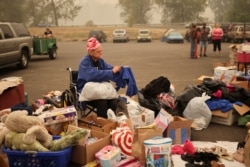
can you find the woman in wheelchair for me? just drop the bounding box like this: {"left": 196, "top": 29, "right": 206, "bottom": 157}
{"left": 77, "top": 37, "right": 122, "bottom": 118}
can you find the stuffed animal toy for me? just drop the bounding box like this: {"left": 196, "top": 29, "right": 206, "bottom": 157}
{"left": 2, "top": 110, "right": 51, "bottom": 152}
{"left": 4, "top": 110, "right": 43, "bottom": 133}
{"left": 0, "top": 122, "right": 9, "bottom": 148}
{"left": 2, "top": 110, "right": 89, "bottom": 152}
{"left": 49, "top": 128, "right": 88, "bottom": 151}
{"left": 5, "top": 131, "right": 49, "bottom": 152}
{"left": 23, "top": 125, "right": 52, "bottom": 148}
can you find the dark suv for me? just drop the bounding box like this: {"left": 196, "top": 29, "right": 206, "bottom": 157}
{"left": 0, "top": 22, "right": 33, "bottom": 69}
{"left": 88, "top": 30, "right": 107, "bottom": 43}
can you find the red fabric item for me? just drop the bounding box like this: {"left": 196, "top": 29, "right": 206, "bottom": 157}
{"left": 212, "top": 89, "right": 222, "bottom": 98}
{"left": 171, "top": 145, "right": 184, "bottom": 155}
{"left": 183, "top": 139, "right": 196, "bottom": 155}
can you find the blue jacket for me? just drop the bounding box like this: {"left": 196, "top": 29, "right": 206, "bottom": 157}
{"left": 113, "top": 67, "right": 138, "bottom": 97}
{"left": 77, "top": 55, "right": 113, "bottom": 93}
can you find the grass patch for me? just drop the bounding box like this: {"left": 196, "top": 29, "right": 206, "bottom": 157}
{"left": 29, "top": 26, "right": 186, "bottom": 42}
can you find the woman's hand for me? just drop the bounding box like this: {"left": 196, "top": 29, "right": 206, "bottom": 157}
{"left": 112, "top": 66, "right": 121, "bottom": 73}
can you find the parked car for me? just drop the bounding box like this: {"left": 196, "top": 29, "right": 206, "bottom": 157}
{"left": 0, "top": 22, "right": 33, "bottom": 69}
{"left": 137, "top": 29, "right": 151, "bottom": 42}
{"left": 163, "top": 30, "right": 184, "bottom": 43}
{"left": 227, "top": 25, "right": 250, "bottom": 43}
{"left": 161, "top": 28, "right": 176, "bottom": 42}
{"left": 112, "top": 29, "right": 129, "bottom": 43}
{"left": 88, "top": 30, "right": 107, "bottom": 43}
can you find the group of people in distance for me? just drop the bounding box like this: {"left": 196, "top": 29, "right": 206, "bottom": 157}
{"left": 189, "top": 22, "right": 224, "bottom": 59}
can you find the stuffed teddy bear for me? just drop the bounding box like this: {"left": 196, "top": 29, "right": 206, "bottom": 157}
{"left": 3, "top": 110, "right": 52, "bottom": 151}
{"left": 4, "top": 110, "right": 43, "bottom": 133}
{"left": 2, "top": 110, "right": 89, "bottom": 152}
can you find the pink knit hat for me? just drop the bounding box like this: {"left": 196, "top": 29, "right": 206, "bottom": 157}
{"left": 86, "top": 37, "right": 101, "bottom": 52}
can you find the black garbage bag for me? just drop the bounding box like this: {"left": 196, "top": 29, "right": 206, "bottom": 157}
{"left": 137, "top": 91, "right": 161, "bottom": 117}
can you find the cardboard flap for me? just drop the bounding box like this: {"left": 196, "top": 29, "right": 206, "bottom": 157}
{"left": 168, "top": 116, "right": 193, "bottom": 129}
{"left": 233, "top": 103, "right": 250, "bottom": 116}
{"left": 212, "top": 103, "right": 250, "bottom": 118}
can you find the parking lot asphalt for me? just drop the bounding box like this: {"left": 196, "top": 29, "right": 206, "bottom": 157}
{"left": 0, "top": 40, "right": 247, "bottom": 142}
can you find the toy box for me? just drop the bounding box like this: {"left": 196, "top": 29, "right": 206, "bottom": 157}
{"left": 39, "top": 105, "right": 78, "bottom": 126}
{"left": 95, "top": 145, "right": 121, "bottom": 167}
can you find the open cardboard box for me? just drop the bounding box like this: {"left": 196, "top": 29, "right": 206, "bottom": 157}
{"left": 78, "top": 114, "right": 117, "bottom": 133}
{"left": 211, "top": 103, "right": 250, "bottom": 125}
{"left": 213, "top": 62, "right": 232, "bottom": 69}
{"left": 196, "top": 75, "right": 249, "bottom": 91}
{"left": 68, "top": 125, "right": 111, "bottom": 165}
{"left": 163, "top": 116, "right": 193, "bottom": 144}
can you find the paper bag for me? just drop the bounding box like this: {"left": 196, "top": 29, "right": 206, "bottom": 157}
{"left": 244, "top": 133, "right": 250, "bottom": 167}
{"left": 132, "top": 126, "right": 162, "bottom": 165}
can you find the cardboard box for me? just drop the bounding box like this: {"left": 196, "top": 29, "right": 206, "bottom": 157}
{"left": 68, "top": 125, "right": 111, "bottom": 165}
{"left": 213, "top": 62, "right": 232, "bottom": 69}
{"left": 78, "top": 114, "right": 117, "bottom": 133}
{"left": 196, "top": 75, "right": 249, "bottom": 90}
{"left": 39, "top": 105, "right": 78, "bottom": 126}
{"left": 164, "top": 116, "right": 193, "bottom": 144}
{"left": 211, "top": 103, "right": 250, "bottom": 125}
{"left": 0, "top": 83, "right": 25, "bottom": 110}
{"left": 214, "top": 66, "right": 237, "bottom": 83}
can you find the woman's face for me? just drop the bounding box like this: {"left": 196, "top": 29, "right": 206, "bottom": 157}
{"left": 89, "top": 45, "right": 103, "bottom": 60}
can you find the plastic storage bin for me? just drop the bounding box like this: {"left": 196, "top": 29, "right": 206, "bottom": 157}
{"left": 2, "top": 146, "right": 72, "bottom": 167}
{"left": 237, "top": 43, "right": 250, "bottom": 63}
{"left": 237, "top": 52, "right": 250, "bottom": 63}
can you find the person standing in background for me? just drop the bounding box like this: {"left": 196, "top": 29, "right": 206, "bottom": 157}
{"left": 211, "top": 23, "right": 223, "bottom": 56}
{"left": 199, "top": 23, "right": 209, "bottom": 57}
{"left": 190, "top": 24, "right": 198, "bottom": 59}
{"left": 195, "top": 27, "right": 201, "bottom": 58}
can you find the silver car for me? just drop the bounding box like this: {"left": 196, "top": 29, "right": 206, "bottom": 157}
{"left": 137, "top": 29, "right": 151, "bottom": 42}
{"left": 112, "top": 29, "right": 129, "bottom": 43}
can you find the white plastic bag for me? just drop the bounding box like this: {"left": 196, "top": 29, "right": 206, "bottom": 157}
{"left": 79, "top": 82, "right": 118, "bottom": 101}
{"left": 183, "top": 92, "right": 211, "bottom": 130}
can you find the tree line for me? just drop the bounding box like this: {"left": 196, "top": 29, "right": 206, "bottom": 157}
{"left": 1, "top": 0, "right": 250, "bottom": 27}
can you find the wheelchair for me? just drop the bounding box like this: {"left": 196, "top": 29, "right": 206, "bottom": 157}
{"left": 66, "top": 67, "right": 97, "bottom": 118}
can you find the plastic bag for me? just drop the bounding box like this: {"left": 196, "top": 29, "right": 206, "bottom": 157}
{"left": 183, "top": 92, "right": 211, "bottom": 130}
{"left": 79, "top": 82, "right": 118, "bottom": 101}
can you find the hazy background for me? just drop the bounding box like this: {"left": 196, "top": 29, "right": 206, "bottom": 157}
{"left": 63, "top": 0, "right": 215, "bottom": 26}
